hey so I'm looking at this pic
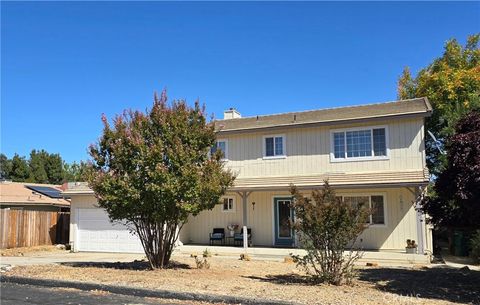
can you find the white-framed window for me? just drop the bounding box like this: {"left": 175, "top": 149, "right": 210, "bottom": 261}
{"left": 211, "top": 139, "right": 228, "bottom": 159}
{"left": 337, "top": 194, "right": 386, "bottom": 226}
{"left": 222, "top": 197, "right": 235, "bottom": 212}
{"left": 330, "top": 126, "right": 388, "bottom": 162}
{"left": 263, "top": 134, "right": 286, "bottom": 159}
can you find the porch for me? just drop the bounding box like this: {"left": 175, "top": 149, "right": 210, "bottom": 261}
{"left": 176, "top": 244, "right": 431, "bottom": 265}
{"left": 181, "top": 185, "right": 432, "bottom": 254}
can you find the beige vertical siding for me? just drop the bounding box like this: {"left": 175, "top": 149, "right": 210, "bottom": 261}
{"left": 337, "top": 188, "right": 418, "bottom": 250}
{"left": 67, "top": 190, "right": 424, "bottom": 251}
{"left": 186, "top": 187, "right": 420, "bottom": 251}
{"left": 223, "top": 117, "right": 425, "bottom": 178}
{"left": 184, "top": 193, "right": 244, "bottom": 244}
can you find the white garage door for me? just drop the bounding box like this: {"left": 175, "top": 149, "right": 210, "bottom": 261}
{"left": 77, "top": 208, "right": 144, "bottom": 253}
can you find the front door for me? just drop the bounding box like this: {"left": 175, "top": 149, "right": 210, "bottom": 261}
{"left": 274, "top": 197, "right": 295, "bottom": 247}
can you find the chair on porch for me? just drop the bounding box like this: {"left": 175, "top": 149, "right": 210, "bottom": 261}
{"left": 234, "top": 227, "right": 252, "bottom": 247}
{"left": 209, "top": 228, "right": 225, "bottom": 246}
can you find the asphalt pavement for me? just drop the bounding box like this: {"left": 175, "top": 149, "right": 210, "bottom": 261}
{"left": 0, "top": 282, "right": 192, "bottom": 305}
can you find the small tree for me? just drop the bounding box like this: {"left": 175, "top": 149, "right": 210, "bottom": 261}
{"left": 87, "top": 90, "right": 235, "bottom": 269}
{"left": 290, "top": 182, "right": 369, "bottom": 285}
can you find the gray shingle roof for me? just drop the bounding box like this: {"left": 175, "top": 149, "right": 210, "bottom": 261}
{"left": 215, "top": 97, "right": 432, "bottom": 133}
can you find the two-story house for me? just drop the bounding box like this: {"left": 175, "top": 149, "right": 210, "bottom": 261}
{"left": 65, "top": 98, "right": 433, "bottom": 255}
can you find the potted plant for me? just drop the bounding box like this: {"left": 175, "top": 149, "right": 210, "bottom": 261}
{"left": 406, "top": 239, "right": 417, "bottom": 254}
{"left": 227, "top": 224, "right": 239, "bottom": 237}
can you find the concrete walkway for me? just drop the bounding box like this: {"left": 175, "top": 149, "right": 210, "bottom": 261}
{"left": 442, "top": 253, "right": 480, "bottom": 271}
{"left": 178, "top": 244, "right": 431, "bottom": 265}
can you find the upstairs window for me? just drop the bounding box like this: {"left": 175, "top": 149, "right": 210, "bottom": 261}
{"left": 264, "top": 135, "right": 286, "bottom": 158}
{"left": 331, "top": 126, "right": 388, "bottom": 161}
{"left": 372, "top": 128, "right": 386, "bottom": 156}
{"left": 211, "top": 140, "right": 228, "bottom": 159}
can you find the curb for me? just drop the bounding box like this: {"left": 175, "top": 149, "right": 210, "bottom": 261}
{"left": 0, "top": 275, "right": 297, "bottom": 305}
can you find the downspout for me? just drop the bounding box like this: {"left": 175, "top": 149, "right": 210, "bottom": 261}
{"left": 414, "top": 186, "right": 427, "bottom": 255}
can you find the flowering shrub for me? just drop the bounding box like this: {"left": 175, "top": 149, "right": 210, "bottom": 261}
{"left": 87, "top": 90, "right": 235, "bottom": 269}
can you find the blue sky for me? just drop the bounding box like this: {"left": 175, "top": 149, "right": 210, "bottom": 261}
{"left": 1, "top": 2, "right": 479, "bottom": 163}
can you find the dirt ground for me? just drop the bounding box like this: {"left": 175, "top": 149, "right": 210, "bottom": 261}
{"left": 54, "top": 287, "right": 231, "bottom": 305}
{"left": 0, "top": 245, "right": 66, "bottom": 257}
{"left": 6, "top": 255, "right": 480, "bottom": 305}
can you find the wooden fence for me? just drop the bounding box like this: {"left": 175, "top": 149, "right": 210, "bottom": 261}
{"left": 0, "top": 210, "right": 70, "bottom": 249}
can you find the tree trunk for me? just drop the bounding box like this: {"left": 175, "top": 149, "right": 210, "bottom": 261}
{"left": 135, "top": 219, "right": 180, "bottom": 269}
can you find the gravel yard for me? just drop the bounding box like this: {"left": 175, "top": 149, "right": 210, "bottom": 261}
{"left": 5, "top": 255, "right": 479, "bottom": 305}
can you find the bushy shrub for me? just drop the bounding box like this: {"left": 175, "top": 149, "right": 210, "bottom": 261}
{"left": 192, "top": 255, "right": 210, "bottom": 269}
{"left": 290, "top": 181, "right": 369, "bottom": 285}
{"left": 470, "top": 230, "right": 480, "bottom": 264}
{"left": 203, "top": 248, "right": 212, "bottom": 258}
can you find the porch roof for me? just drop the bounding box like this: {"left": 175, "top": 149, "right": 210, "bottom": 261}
{"left": 230, "top": 169, "right": 429, "bottom": 191}
{"left": 63, "top": 169, "right": 429, "bottom": 195}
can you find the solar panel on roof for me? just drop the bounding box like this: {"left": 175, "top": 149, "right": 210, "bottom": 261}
{"left": 25, "top": 185, "right": 63, "bottom": 199}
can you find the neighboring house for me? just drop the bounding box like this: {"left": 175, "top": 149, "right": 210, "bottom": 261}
{"left": 65, "top": 98, "right": 433, "bottom": 255}
{"left": 0, "top": 181, "right": 70, "bottom": 212}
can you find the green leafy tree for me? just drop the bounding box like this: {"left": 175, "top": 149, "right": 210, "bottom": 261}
{"left": 86, "top": 91, "right": 235, "bottom": 269}
{"left": 10, "top": 154, "right": 30, "bottom": 182}
{"left": 63, "top": 161, "right": 89, "bottom": 182}
{"left": 470, "top": 230, "right": 480, "bottom": 263}
{"left": 44, "top": 153, "right": 64, "bottom": 184}
{"left": 1, "top": 151, "right": 85, "bottom": 184}
{"left": 398, "top": 34, "right": 480, "bottom": 175}
{"left": 290, "top": 181, "right": 369, "bottom": 285}
{"left": 28, "top": 150, "right": 49, "bottom": 183}
{"left": 27, "top": 150, "right": 65, "bottom": 184}
{"left": 0, "top": 153, "right": 12, "bottom": 179}
{"left": 422, "top": 110, "right": 480, "bottom": 229}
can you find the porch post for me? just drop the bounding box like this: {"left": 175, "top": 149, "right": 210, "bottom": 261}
{"left": 236, "top": 191, "right": 253, "bottom": 249}
{"left": 174, "top": 225, "right": 183, "bottom": 247}
{"left": 242, "top": 191, "right": 248, "bottom": 227}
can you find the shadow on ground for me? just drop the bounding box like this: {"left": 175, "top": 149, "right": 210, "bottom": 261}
{"left": 244, "top": 267, "right": 480, "bottom": 304}
{"left": 358, "top": 266, "right": 480, "bottom": 304}
{"left": 60, "top": 260, "right": 191, "bottom": 270}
